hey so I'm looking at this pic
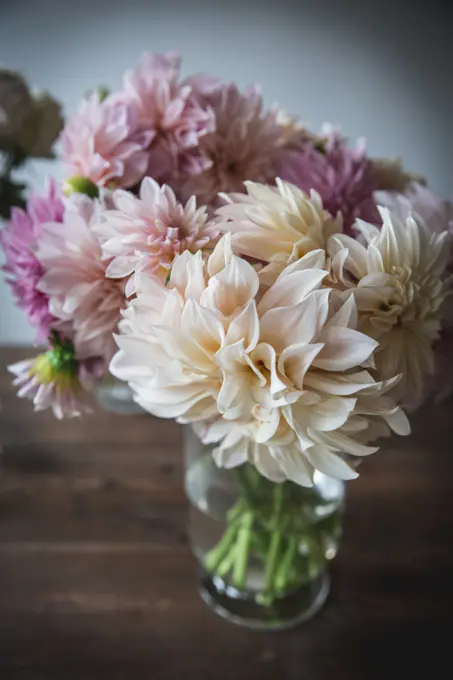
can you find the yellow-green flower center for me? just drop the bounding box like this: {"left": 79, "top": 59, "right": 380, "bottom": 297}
{"left": 29, "top": 340, "right": 79, "bottom": 389}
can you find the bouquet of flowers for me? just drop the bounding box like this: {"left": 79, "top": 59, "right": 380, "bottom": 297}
{"left": 2, "top": 51, "right": 452, "bottom": 626}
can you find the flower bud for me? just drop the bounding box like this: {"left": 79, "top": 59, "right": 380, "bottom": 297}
{"left": 97, "top": 86, "right": 110, "bottom": 102}
{"left": 63, "top": 175, "right": 99, "bottom": 199}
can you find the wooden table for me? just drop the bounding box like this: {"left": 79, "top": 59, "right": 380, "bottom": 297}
{"left": 0, "top": 346, "right": 452, "bottom": 679}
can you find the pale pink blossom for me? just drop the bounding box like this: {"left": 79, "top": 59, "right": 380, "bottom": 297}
{"left": 96, "top": 177, "right": 219, "bottom": 289}
{"left": 0, "top": 180, "right": 64, "bottom": 341}
{"left": 178, "top": 84, "right": 290, "bottom": 206}
{"left": 122, "top": 52, "right": 215, "bottom": 184}
{"left": 110, "top": 234, "right": 409, "bottom": 486}
{"left": 60, "top": 91, "right": 153, "bottom": 189}
{"left": 37, "top": 196, "right": 126, "bottom": 363}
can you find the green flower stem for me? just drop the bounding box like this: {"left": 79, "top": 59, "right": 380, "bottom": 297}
{"left": 204, "top": 520, "right": 241, "bottom": 573}
{"left": 263, "top": 483, "right": 285, "bottom": 597}
{"left": 232, "top": 510, "right": 254, "bottom": 589}
{"left": 226, "top": 498, "right": 246, "bottom": 522}
{"left": 275, "top": 535, "right": 298, "bottom": 592}
{"left": 202, "top": 464, "right": 338, "bottom": 608}
{"left": 216, "top": 546, "right": 238, "bottom": 579}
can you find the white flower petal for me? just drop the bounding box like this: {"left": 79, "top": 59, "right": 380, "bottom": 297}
{"left": 105, "top": 255, "right": 137, "bottom": 279}
{"left": 225, "top": 301, "right": 259, "bottom": 351}
{"left": 207, "top": 255, "right": 259, "bottom": 317}
{"left": 314, "top": 327, "right": 378, "bottom": 372}
{"left": 213, "top": 439, "right": 249, "bottom": 469}
{"left": 252, "top": 444, "right": 287, "bottom": 482}
{"left": 278, "top": 343, "right": 324, "bottom": 389}
{"left": 272, "top": 446, "right": 314, "bottom": 487}
{"left": 258, "top": 268, "right": 327, "bottom": 315}
{"left": 304, "top": 446, "right": 359, "bottom": 480}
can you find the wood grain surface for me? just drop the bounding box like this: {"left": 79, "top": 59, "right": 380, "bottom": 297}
{"left": 0, "top": 346, "right": 452, "bottom": 679}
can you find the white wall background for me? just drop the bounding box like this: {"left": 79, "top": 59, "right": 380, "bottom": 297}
{"left": 1, "top": 0, "right": 452, "bottom": 344}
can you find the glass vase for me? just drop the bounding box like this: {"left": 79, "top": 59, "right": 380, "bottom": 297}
{"left": 92, "top": 375, "right": 145, "bottom": 415}
{"left": 184, "top": 426, "right": 344, "bottom": 630}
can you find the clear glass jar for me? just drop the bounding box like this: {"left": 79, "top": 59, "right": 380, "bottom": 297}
{"left": 184, "top": 426, "right": 344, "bottom": 630}
{"left": 92, "top": 375, "right": 145, "bottom": 415}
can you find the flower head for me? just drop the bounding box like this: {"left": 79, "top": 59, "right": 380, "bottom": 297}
{"left": 216, "top": 179, "right": 341, "bottom": 284}
{"left": 122, "top": 51, "right": 215, "bottom": 184}
{"left": 36, "top": 195, "right": 126, "bottom": 363}
{"left": 60, "top": 91, "right": 152, "bottom": 189}
{"left": 279, "top": 129, "right": 379, "bottom": 231}
{"left": 328, "top": 207, "right": 453, "bottom": 401}
{"left": 8, "top": 337, "right": 92, "bottom": 419}
{"left": 1, "top": 180, "right": 64, "bottom": 341}
{"left": 178, "top": 84, "right": 290, "bottom": 206}
{"left": 375, "top": 182, "right": 453, "bottom": 405}
{"left": 111, "top": 234, "right": 409, "bottom": 486}
{"left": 376, "top": 182, "right": 453, "bottom": 235}
{"left": 96, "top": 177, "right": 219, "bottom": 289}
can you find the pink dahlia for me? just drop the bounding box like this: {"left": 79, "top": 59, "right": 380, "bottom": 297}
{"left": 60, "top": 91, "right": 153, "bottom": 189}
{"left": 122, "top": 52, "right": 215, "bottom": 184}
{"left": 95, "top": 177, "right": 219, "bottom": 289}
{"left": 36, "top": 196, "right": 127, "bottom": 363}
{"left": 279, "top": 128, "right": 380, "bottom": 232}
{"left": 178, "top": 83, "right": 289, "bottom": 206}
{"left": 1, "top": 180, "right": 64, "bottom": 341}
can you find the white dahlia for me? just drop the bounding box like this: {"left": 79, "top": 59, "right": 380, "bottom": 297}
{"left": 328, "top": 207, "right": 452, "bottom": 401}
{"left": 216, "top": 179, "right": 341, "bottom": 284}
{"left": 111, "top": 234, "right": 409, "bottom": 486}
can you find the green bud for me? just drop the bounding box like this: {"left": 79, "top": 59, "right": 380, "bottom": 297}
{"left": 97, "top": 86, "right": 110, "bottom": 102}
{"left": 63, "top": 175, "right": 99, "bottom": 199}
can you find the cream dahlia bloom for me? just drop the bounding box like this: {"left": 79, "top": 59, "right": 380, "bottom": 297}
{"left": 111, "top": 234, "right": 409, "bottom": 486}
{"left": 94, "top": 177, "right": 219, "bottom": 292}
{"left": 216, "top": 179, "right": 341, "bottom": 284}
{"left": 37, "top": 197, "right": 126, "bottom": 363}
{"left": 328, "top": 207, "right": 452, "bottom": 401}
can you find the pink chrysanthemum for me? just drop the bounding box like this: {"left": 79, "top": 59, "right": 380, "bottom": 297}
{"left": 60, "top": 91, "right": 153, "bottom": 189}
{"left": 95, "top": 177, "right": 219, "bottom": 289}
{"left": 1, "top": 181, "right": 64, "bottom": 341}
{"left": 178, "top": 83, "right": 289, "bottom": 206}
{"left": 279, "top": 129, "right": 379, "bottom": 232}
{"left": 36, "top": 196, "right": 126, "bottom": 363}
{"left": 122, "top": 52, "right": 215, "bottom": 184}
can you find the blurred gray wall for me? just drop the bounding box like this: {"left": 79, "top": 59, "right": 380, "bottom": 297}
{"left": 1, "top": 0, "right": 452, "bottom": 344}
